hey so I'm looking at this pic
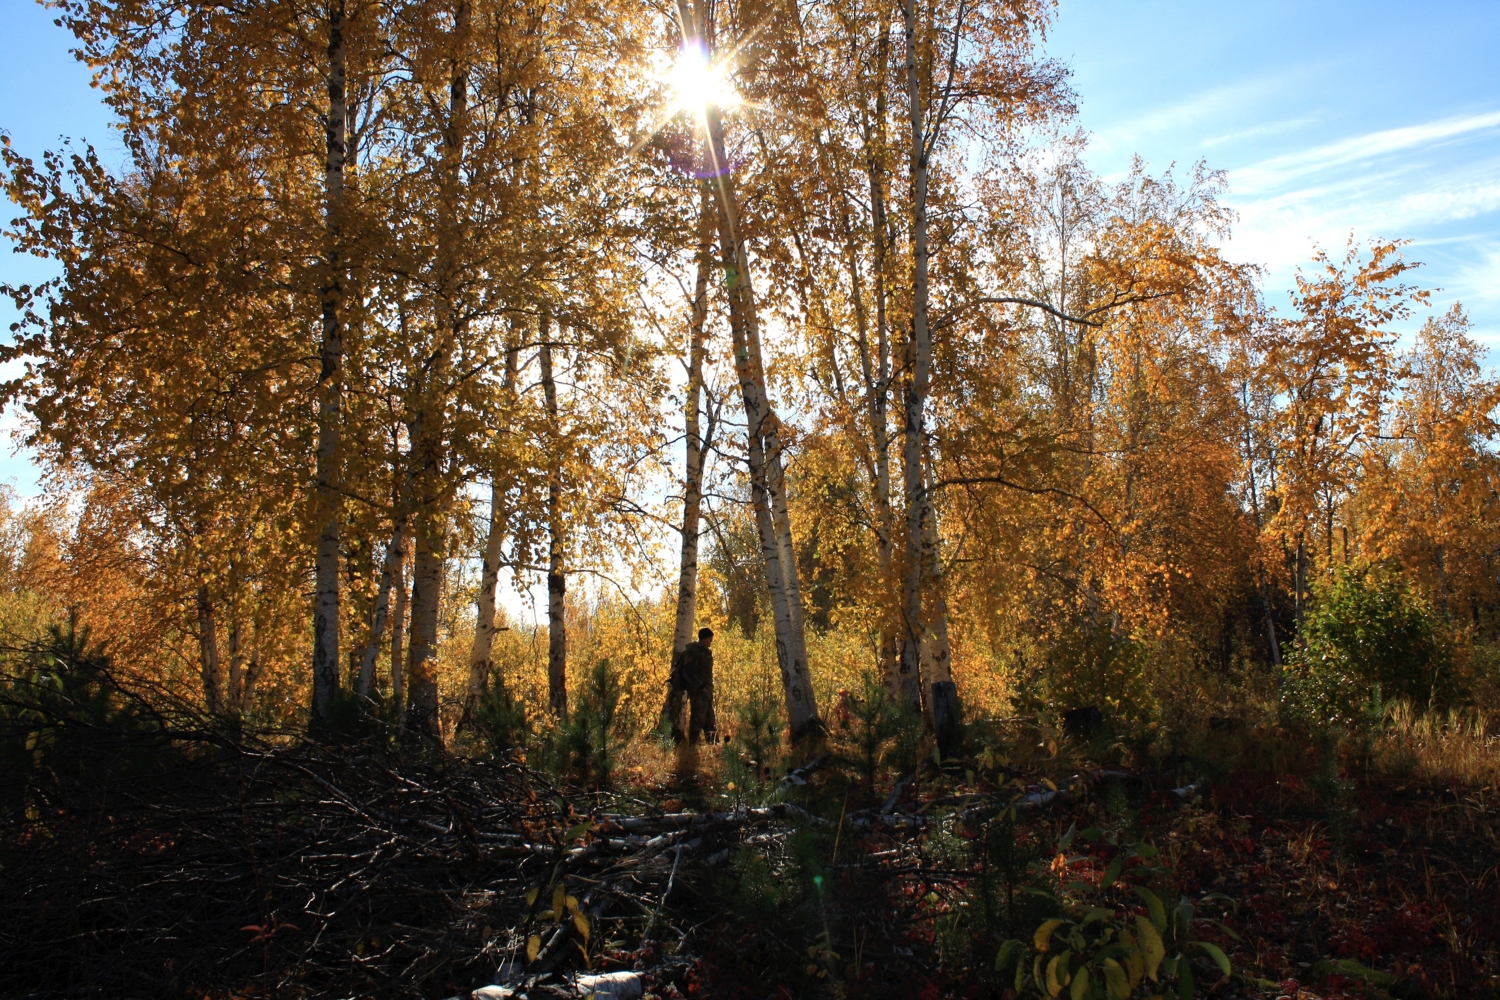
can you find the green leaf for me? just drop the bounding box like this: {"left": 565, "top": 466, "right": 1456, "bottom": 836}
{"left": 1101, "top": 853, "right": 1125, "bottom": 888}
{"left": 1191, "top": 941, "right": 1232, "bottom": 980}
{"left": 1135, "top": 843, "right": 1160, "bottom": 860}
{"left": 1080, "top": 826, "right": 1103, "bottom": 842}
{"left": 1177, "top": 958, "right": 1194, "bottom": 1000}
{"left": 1070, "top": 965, "right": 1090, "bottom": 1000}
{"left": 1134, "top": 886, "right": 1167, "bottom": 931}
{"left": 995, "top": 939, "right": 1022, "bottom": 974}
{"left": 1035, "top": 918, "right": 1067, "bottom": 952}
{"left": 1173, "top": 900, "right": 1195, "bottom": 940}
{"left": 1210, "top": 919, "right": 1243, "bottom": 942}
{"left": 1060, "top": 821, "right": 1077, "bottom": 849}
{"left": 1102, "top": 958, "right": 1130, "bottom": 1000}
{"left": 1136, "top": 915, "right": 1165, "bottom": 981}
{"left": 1313, "top": 958, "right": 1396, "bottom": 987}
{"left": 566, "top": 821, "right": 591, "bottom": 842}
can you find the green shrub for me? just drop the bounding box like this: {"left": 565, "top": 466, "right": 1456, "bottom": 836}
{"left": 474, "top": 669, "right": 528, "bottom": 756}
{"left": 1017, "top": 623, "right": 1155, "bottom": 734}
{"left": 537, "top": 658, "right": 623, "bottom": 787}
{"left": 0, "top": 621, "right": 174, "bottom": 817}
{"left": 1286, "top": 568, "right": 1449, "bottom": 725}
{"left": 834, "top": 671, "right": 906, "bottom": 799}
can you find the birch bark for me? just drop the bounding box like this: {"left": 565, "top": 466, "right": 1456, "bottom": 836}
{"left": 197, "top": 584, "right": 225, "bottom": 715}
{"left": 683, "top": 0, "right": 820, "bottom": 738}
{"left": 900, "top": 0, "right": 958, "bottom": 742}
{"left": 358, "top": 518, "right": 405, "bottom": 699}
{"left": 390, "top": 535, "right": 408, "bottom": 717}
{"left": 540, "top": 318, "right": 568, "bottom": 716}
{"left": 465, "top": 333, "right": 521, "bottom": 722}
{"left": 672, "top": 185, "right": 716, "bottom": 656}
{"left": 311, "top": 0, "right": 348, "bottom": 732}
{"left": 403, "top": 7, "right": 469, "bottom": 738}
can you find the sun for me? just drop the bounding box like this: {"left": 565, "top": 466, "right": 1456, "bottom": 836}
{"left": 665, "top": 41, "right": 740, "bottom": 117}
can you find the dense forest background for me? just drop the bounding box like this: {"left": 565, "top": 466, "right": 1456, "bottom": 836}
{"left": 0, "top": 0, "right": 1497, "bottom": 757}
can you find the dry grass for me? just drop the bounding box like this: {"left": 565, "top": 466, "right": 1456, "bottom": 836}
{"left": 1379, "top": 701, "right": 1500, "bottom": 786}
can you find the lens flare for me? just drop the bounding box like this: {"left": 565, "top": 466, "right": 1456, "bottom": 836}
{"left": 666, "top": 42, "right": 740, "bottom": 116}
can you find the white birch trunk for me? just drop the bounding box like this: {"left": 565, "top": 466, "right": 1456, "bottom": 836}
{"left": 673, "top": 184, "right": 716, "bottom": 655}
{"left": 540, "top": 317, "right": 568, "bottom": 716}
{"left": 311, "top": 0, "right": 348, "bottom": 732}
{"left": 464, "top": 333, "right": 520, "bottom": 722}
{"left": 699, "top": 96, "right": 821, "bottom": 739}
{"left": 402, "top": 10, "right": 468, "bottom": 739}
{"left": 197, "top": 585, "right": 224, "bottom": 715}
{"left": 358, "top": 519, "right": 405, "bottom": 699}
{"left": 901, "top": 0, "right": 959, "bottom": 743}
{"left": 390, "top": 535, "right": 408, "bottom": 717}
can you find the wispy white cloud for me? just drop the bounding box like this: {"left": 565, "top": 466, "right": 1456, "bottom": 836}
{"left": 1447, "top": 241, "right": 1500, "bottom": 307}
{"left": 1232, "top": 109, "right": 1500, "bottom": 194}
{"left": 1217, "top": 110, "right": 1500, "bottom": 312}
{"left": 1090, "top": 74, "right": 1292, "bottom": 155}
{"left": 1201, "top": 115, "right": 1320, "bottom": 149}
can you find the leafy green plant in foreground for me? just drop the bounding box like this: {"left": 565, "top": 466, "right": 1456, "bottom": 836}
{"left": 994, "top": 828, "right": 1234, "bottom": 999}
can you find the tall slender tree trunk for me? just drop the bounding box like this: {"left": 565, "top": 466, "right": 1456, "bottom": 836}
{"left": 359, "top": 518, "right": 405, "bottom": 698}
{"left": 464, "top": 332, "right": 520, "bottom": 724}
{"left": 540, "top": 317, "right": 568, "bottom": 716}
{"left": 682, "top": 0, "right": 819, "bottom": 739}
{"left": 1294, "top": 532, "right": 1306, "bottom": 634}
{"left": 239, "top": 643, "right": 264, "bottom": 717}
{"left": 311, "top": 0, "right": 349, "bottom": 732}
{"left": 197, "top": 585, "right": 225, "bottom": 715}
{"left": 703, "top": 120, "right": 820, "bottom": 737}
{"left": 863, "top": 29, "right": 902, "bottom": 699}
{"left": 1242, "top": 381, "right": 1281, "bottom": 668}
{"left": 402, "top": 12, "right": 469, "bottom": 740}
{"left": 226, "top": 561, "right": 244, "bottom": 713}
{"left": 390, "top": 533, "right": 408, "bottom": 717}
{"left": 900, "top": 0, "right": 959, "bottom": 747}
{"left": 227, "top": 612, "right": 244, "bottom": 711}
{"left": 463, "top": 480, "right": 507, "bottom": 725}
{"left": 673, "top": 185, "right": 716, "bottom": 656}
{"left": 405, "top": 519, "right": 444, "bottom": 737}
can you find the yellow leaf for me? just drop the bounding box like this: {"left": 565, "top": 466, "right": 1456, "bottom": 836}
{"left": 552, "top": 885, "right": 566, "bottom": 921}
{"left": 1103, "top": 958, "right": 1130, "bottom": 1000}
{"left": 1034, "top": 918, "right": 1065, "bottom": 951}
{"left": 525, "top": 887, "right": 538, "bottom": 907}
{"left": 1135, "top": 914, "right": 1165, "bottom": 982}
{"left": 565, "top": 894, "right": 580, "bottom": 913}
{"left": 573, "top": 911, "right": 590, "bottom": 942}
{"left": 1045, "top": 955, "right": 1063, "bottom": 997}
{"left": 1070, "top": 965, "right": 1090, "bottom": 1000}
{"left": 526, "top": 934, "right": 541, "bottom": 963}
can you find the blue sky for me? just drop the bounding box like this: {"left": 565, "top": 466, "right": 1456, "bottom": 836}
{"left": 3, "top": 0, "right": 1499, "bottom": 496}
{"left": 1047, "top": 0, "right": 1500, "bottom": 342}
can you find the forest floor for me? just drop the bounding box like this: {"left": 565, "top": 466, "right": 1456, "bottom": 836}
{"left": 622, "top": 731, "right": 1500, "bottom": 1000}
{"left": 1, "top": 713, "right": 1497, "bottom": 1000}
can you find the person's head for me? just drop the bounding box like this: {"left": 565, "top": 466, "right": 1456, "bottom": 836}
{"left": 698, "top": 626, "right": 715, "bottom": 647}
